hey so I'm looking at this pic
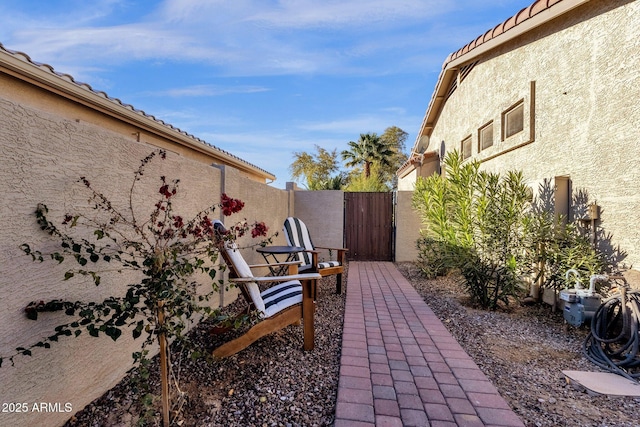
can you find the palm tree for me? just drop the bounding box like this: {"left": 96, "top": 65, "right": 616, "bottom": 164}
{"left": 341, "top": 133, "right": 394, "bottom": 179}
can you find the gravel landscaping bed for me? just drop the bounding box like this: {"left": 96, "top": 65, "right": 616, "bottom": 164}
{"left": 66, "top": 263, "right": 639, "bottom": 426}
{"left": 66, "top": 274, "right": 346, "bottom": 427}
{"left": 396, "top": 262, "right": 640, "bottom": 427}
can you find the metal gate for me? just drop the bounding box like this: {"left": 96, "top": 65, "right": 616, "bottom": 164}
{"left": 344, "top": 192, "right": 394, "bottom": 261}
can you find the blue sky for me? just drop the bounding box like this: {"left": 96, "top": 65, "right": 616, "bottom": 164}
{"left": 0, "top": 0, "right": 533, "bottom": 188}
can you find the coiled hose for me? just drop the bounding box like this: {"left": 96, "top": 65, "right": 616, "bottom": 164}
{"left": 583, "top": 288, "right": 640, "bottom": 381}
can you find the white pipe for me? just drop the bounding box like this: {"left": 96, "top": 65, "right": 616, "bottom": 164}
{"left": 565, "top": 269, "right": 582, "bottom": 289}
{"left": 589, "top": 274, "right": 609, "bottom": 294}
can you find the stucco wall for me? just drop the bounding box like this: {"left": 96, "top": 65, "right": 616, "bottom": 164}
{"left": 404, "top": 0, "right": 640, "bottom": 268}
{"left": 0, "top": 94, "right": 232, "bottom": 426}
{"left": 293, "top": 190, "right": 345, "bottom": 250}
{"left": 395, "top": 191, "right": 422, "bottom": 262}
{"left": 0, "top": 72, "right": 346, "bottom": 425}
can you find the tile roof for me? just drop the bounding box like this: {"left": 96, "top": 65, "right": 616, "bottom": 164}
{"left": 447, "top": 0, "right": 564, "bottom": 63}
{"left": 398, "top": 0, "right": 589, "bottom": 176}
{"left": 0, "top": 42, "right": 275, "bottom": 180}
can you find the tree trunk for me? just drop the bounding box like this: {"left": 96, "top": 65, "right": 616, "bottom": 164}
{"left": 158, "top": 301, "right": 170, "bottom": 427}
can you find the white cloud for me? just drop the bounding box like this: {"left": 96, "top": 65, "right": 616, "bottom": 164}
{"left": 143, "top": 85, "right": 271, "bottom": 97}
{"left": 1, "top": 0, "right": 462, "bottom": 78}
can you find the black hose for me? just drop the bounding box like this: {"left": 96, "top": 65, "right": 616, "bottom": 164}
{"left": 583, "top": 289, "right": 640, "bottom": 382}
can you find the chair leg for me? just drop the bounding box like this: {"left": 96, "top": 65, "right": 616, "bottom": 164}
{"left": 212, "top": 307, "right": 302, "bottom": 358}
{"left": 302, "top": 278, "right": 315, "bottom": 351}
{"left": 336, "top": 273, "right": 342, "bottom": 294}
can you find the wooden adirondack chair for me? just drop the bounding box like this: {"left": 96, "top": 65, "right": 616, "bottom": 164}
{"left": 212, "top": 221, "right": 321, "bottom": 358}
{"left": 283, "top": 217, "right": 348, "bottom": 294}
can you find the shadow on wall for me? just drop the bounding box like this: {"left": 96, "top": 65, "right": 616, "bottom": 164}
{"left": 572, "top": 188, "right": 628, "bottom": 271}
{"left": 533, "top": 179, "right": 628, "bottom": 272}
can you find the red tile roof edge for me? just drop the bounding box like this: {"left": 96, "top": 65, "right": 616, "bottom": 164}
{"left": 448, "top": 0, "right": 558, "bottom": 63}
{"left": 0, "top": 42, "right": 274, "bottom": 179}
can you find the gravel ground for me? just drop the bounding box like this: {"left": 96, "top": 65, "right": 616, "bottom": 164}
{"left": 396, "top": 263, "right": 640, "bottom": 427}
{"left": 66, "top": 263, "right": 640, "bottom": 426}
{"left": 66, "top": 273, "right": 346, "bottom": 427}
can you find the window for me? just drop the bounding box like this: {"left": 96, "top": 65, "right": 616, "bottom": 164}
{"left": 479, "top": 122, "right": 493, "bottom": 151}
{"left": 461, "top": 136, "right": 472, "bottom": 160}
{"left": 503, "top": 101, "right": 524, "bottom": 139}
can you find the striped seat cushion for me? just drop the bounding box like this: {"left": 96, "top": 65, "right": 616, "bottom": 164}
{"left": 215, "top": 220, "right": 303, "bottom": 318}
{"left": 283, "top": 217, "right": 314, "bottom": 268}
{"left": 261, "top": 281, "right": 303, "bottom": 317}
{"left": 284, "top": 217, "right": 341, "bottom": 270}
{"left": 318, "top": 260, "right": 341, "bottom": 269}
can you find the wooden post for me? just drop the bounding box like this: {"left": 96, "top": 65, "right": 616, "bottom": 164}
{"left": 302, "top": 279, "right": 315, "bottom": 351}
{"left": 157, "top": 301, "right": 170, "bottom": 427}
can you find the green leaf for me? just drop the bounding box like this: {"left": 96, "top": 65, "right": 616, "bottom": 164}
{"left": 64, "top": 271, "right": 74, "bottom": 281}
{"left": 94, "top": 229, "right": 104, "bottom": 240}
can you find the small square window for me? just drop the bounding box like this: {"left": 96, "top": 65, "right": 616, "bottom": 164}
{"left": 461, "top": 136, "right": 472, "bottom": 160}
{"left": 503, "top": 102, "right": 524, "bottom": 139}
{"left": 479, "top": 122, "right": 493, "bottom": 151}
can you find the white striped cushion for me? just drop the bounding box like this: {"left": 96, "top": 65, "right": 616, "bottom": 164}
{"left": 261, "top": 281, "right": 303, "bottom": 317}
{"left": 223, "top": 243, "right": 266, "bottom": 315}
{"left": 318, "top": 260, "right": 340, "bottom": 269}
{"left": 283, "top": 217, "right": 314, "bottom": 267}
{"left": 284, "top": 217, "right": 342, "bottom": 271}
{"left": 215, "top": 220, "right": 303, "bottom": 318}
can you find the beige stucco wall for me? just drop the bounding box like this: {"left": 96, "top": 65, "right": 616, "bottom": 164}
{"left": 0, "top": 65, "right": 340, "bottom": 426}
{"left": 0, "top": 62, "right": 306, "bottom": 427}
{"left": 216, "top": 165, "right": 294, "bottom": 267}
{"left": 395, "top": 191, "right": 422, "bottom": 262}
{"left": 293, "top": 190, "right": 345, "bottom": 250}
{"left": 401, "top": 0, "right": 640, "bottom": 268}
{"left": 0, "top": 92, "right": 230, "bottom": 425}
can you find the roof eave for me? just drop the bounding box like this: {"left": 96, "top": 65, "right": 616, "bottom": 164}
{"left": 0, "top": 46, "right": 275, "bottom": 181}
{"left": 413, "top": 0, "right": 591, "bottom": 149}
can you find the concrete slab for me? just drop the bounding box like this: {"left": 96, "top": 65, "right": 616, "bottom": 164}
{"left": 563, "top": 370, "right": 640, "bottom": 397}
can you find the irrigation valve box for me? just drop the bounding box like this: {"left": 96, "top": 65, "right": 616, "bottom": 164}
{"left": 560, "top": 289, "right": 602, "bottom": 327}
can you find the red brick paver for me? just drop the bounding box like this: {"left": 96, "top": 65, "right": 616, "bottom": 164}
{"left": 335, "top": 262, "right": 524, "bottom": 427}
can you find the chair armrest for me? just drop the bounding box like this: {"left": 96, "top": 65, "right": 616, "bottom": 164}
{"left": 229, "top": 273, "right": 322, "bottom": 283}
{"left": 315, "top": 246, "right": 348, "bottom": 252}
{"left": 313, "top": 246, "right": 348, "bottom": 263}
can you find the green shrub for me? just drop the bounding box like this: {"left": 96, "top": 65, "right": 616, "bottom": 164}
{"left": 523, "top": 211, "right": 603, "bottom": 293}
{"left": 412, "top": 151, "right": 530, "bottom": 310}
{"left": 415, "top": 236, "right": 454, "bottom": 279}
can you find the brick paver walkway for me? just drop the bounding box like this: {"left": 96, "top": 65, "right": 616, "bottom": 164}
{"left": 334, "top": 262, "right": 525, "bottom": 427}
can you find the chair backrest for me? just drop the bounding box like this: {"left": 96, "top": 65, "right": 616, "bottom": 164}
{"left": 213, "top": 221, "right": 266, "bottom": 314}
{"left": 283, "top": 217, "right": 314, "bottom": 268}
